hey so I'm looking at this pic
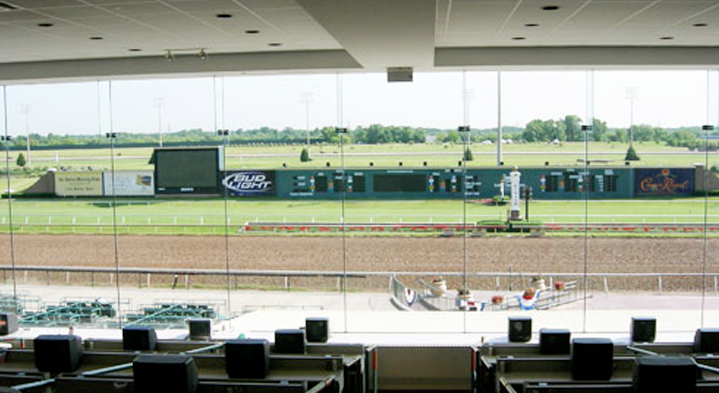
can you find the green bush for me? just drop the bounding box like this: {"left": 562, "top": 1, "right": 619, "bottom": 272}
{"left": 625, "top": 145, "right": 640, "bottom": 161}
{"left": 300, "top": 147, "right": 311, "bottom": 162}
{"left": 464, "top": 147, "right": 474, "bottom": 161}
{"left": 16, "top": 153, "right": 26, "bottom": 167}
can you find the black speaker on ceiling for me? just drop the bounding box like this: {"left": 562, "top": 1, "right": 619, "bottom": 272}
{"left": 631, "top": 317, "right": 656, "bottom": 343}
{"left": 694, "top": 328, "right": 719, "bottom": 353}
{"left": 539, "top": 328, "right": 570, "bottom": 354}
{"left": 123, "top": 325, "right": 158, "bottom": 351}
{"left": 133, "top": 354, "right": 198, "bottom": 393}
{"left": 633, "top": 356, "right": 697, "bottom": 393}
{"left": 0, "top": 313, "right": 18, "bottom": 336}
{"left": 275, "top": 329, "right": 306, "bottom": 354}
{"left": 34, "top": 335, "right": 83, "bottom": 374}
{"left": 306, "top": 317, "right": 329, "bottom": 343}
{"left": 571, "top": 338, "right": 613, "bottom": 380}
{"left": 225, "top": 339, "right": 270, "bottom": 379}
{"left": 508, "top": 317, "right": 532, "bottom": 343}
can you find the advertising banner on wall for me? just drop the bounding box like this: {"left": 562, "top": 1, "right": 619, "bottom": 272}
{"left": 222, "top": 171, "right": 275, "bottom": 196}
{"left": 103, "top": 171, "right": 154, "bottom": 196}
{"left": 55, "top": 172, "right": 103, "bottom": 196}
{"left": 634, "top": 168, "right": 694, "bottom": 195}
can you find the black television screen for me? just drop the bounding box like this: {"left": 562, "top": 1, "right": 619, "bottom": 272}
{"left": 155, "top": 149, "right": 218, "bottom": 189}
{"left": 374, "top": 174, "right": 426, "bottom": 192}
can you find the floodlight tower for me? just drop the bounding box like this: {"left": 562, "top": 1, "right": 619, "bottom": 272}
{"left": 20, "top": 104, "right": 30, "bottom": 166}
{"left": 301, "top": 92, "right": 313, "bottom": 153}
{"left": 625, "top": 87, "right": 639, "bottom": 146}
{"left": 154, "top": 98, "right": 164, "bottom": 148}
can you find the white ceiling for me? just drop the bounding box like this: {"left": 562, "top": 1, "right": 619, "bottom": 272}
{"left": 436, "top": 0, "right": 719, "bottom": 47}
{"left": 0, "top": 0, "right": 342, "bottom": 63}
{"left": 0, "top": 0, "right": 718, "bottom": 81}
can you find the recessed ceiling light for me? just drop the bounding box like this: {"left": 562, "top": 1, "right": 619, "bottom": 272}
{"left": 512, "top": 37, "right": 526, "bottom": 40}
{"left": 216, "top": 13, "right": 232, "bottom": 18}
{"left": 128, "top": 48, "right": 142, "bottom": 52}
{"left": 37, "top": 23, "right": 54, "bottom": 27}
{"left": 693, "top": 23, "right": 708, "bottom": 27}
{"left": 541, "top": 5, "right": 560, "bottom": 11}
{"left": 525, "top": 23, "right": 539, "bottom": 27}
{"left": 268, "top": 42, "right": 282, "bottom": 47}
{"left": 660, "top": 36, "right": 674, "bottom": 40}
{"left": 90, "top": 36, "right": 103, "bottom": 40}
{"left": 245, "top": 29, "right": 260, "bottom": 34}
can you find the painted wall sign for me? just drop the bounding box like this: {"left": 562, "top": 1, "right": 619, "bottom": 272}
{"left": 223, "top": 171, "right": 274, "bottom": 196}
{"left": 635, "top": 168, "right": 694, "bottom": 195}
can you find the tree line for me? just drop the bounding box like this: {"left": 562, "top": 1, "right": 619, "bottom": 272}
{"left": 520, "top": 115, "right": 703, "bottom": 148}
{"left": 0, "top": 120, "right": 711, "bottom": 150}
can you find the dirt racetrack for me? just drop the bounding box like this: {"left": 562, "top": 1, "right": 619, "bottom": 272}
{"left": 1, "top": 234, "right": 718, "bottom": 291}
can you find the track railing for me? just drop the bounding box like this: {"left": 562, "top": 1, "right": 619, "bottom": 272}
{"left": 0, "top": 265, "right": 717, "bottom": 294}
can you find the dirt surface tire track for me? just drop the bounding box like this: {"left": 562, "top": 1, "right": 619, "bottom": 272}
{"left": 1, "top": 234, "right": 717, "bottom": 291}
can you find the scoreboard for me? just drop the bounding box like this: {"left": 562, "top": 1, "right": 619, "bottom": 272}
{"left": 152, "top": 147, "right": 222, "bottom": 195}
{"left": 147, "top": 148, "right": 685, "bottom": 200}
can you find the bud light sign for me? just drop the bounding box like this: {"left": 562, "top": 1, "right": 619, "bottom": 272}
{"left": 223, "top": 171, "right": 274, "bottom": 196}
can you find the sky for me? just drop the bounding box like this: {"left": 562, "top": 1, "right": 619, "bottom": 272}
{"left": 1, "top": 70, "right": 717, "bottom": 137}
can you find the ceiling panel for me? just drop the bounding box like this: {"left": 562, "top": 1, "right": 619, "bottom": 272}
{"left": 36, "top": 6, "right": 115, "bottom": 20}
{"left": 7, "top": 0, "right": 83, "bottom": 9}
{"left": 239, "top": 0, "right": 302, "bottom": 10}
{"left": 0, "top": 0, "right": 715, "bottom": 69}
{"left": 549, "top": 2, "right": 648, "bottom": 30}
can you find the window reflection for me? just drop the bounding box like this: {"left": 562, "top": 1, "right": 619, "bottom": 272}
{"left": 0, "top": 70, "right": 716, "bottom": 334}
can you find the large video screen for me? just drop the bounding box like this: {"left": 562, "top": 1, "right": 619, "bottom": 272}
{"left": 155, "top": 149, "right": 218, "bottom": 189}
{"left": 374, "top": 174, "right": 426, "bottom": 192}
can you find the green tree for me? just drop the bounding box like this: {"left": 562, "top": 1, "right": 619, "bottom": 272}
{"left": 443, "top": 130, "right": 462, "bottom": 144}
{"left": 464, "top": 147, "right": 474, "bottom": 161}
{"left": 625, "top": 145, "right": 640, "bottom": 161}
{"left": 319, "top": 127, "right": 339, "bottom": 144}
{"left": 300, "top": 147, "right": 310, "bottom": 162}
{"left": 591, "top": 118, "right": 608, "bottom": 142}
{"left": 563, "top": 115, "right": 583, "bottom": 141}
{"left": 523, "top": 119, "right": 566, "bottom": 142}
{"left": 15, "top": 152, "right": 26, "bottom": 168}
{"left": 611, "top": 129, "right": 629, "bottom": 143}
{"left": 522, "top": 120, "right": 544, "bottom": 142}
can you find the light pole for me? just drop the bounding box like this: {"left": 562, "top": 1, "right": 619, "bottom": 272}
{"left": 20, "top": 104, "right": 30, "bottom": 166}
{"left": 497, "top": 71, "right": 503, "bottom": 166}
{"left": 154, "top": 98, "right": 164, "bottom": 148}
{"left": 301, "top": 92, "right": 313, "bottom": 153}
{"left": 625, "top": 87, "right": 639, "bottom": 146}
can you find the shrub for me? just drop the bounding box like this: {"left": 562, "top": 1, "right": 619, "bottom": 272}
{"left": 625, "top": 145, "right": 640, "bottom": 161}
{"left": 299, "top": 147, "right": 310, "bottom": 162}
{"left": 464, "top": 147, "right": 474, "bottom": 161}
{"left": 16, "top": 153, "right": 26, "bottom": 167}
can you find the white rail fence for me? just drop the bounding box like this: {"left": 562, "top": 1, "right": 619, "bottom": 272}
{"left": 1, "top": 265, "right": 717, "bottom": 295}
